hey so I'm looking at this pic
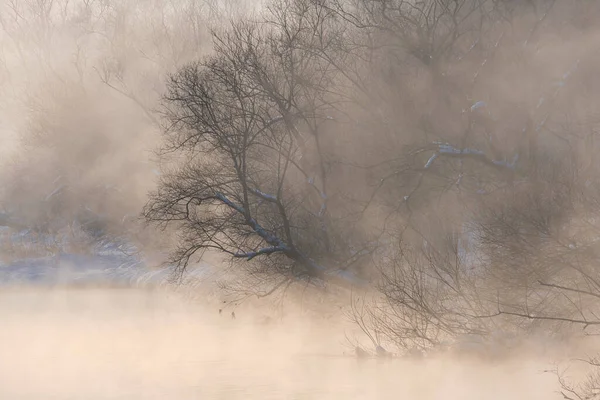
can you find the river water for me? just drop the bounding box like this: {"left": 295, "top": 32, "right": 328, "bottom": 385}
{"left": 0, "top": 288, "right": 563, "bottom": 399}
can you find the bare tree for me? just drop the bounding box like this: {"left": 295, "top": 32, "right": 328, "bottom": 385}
{"left": 145, "top": 3, "right": 379, "bottom": 291}
{"left": 325, "top": 0, "right": 600, "bottom": 359}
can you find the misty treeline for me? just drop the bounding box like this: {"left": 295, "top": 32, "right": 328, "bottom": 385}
{"left": 146, "top": 0, "right": 600, "bottom": 344}
{"left": 0, "top": 0, "right": 254, "bottom": 257}
{"left": 3, "top": 0, "right": 600, "bottom": 391}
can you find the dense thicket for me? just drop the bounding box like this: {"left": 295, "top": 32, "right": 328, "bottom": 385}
{"left": 146, "top": 0, "right": 600, "bottom": 353}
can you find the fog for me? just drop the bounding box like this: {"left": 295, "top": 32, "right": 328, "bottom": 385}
{"left": 0, "top": 287, "right": 576, "bottom": 399}
{"left": 2, "top": 0, "right": 600, "bottom": 398}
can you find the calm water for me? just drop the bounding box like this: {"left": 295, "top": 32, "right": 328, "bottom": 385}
{"left": 0, "top": 288, "right": 561, "bottom": 399}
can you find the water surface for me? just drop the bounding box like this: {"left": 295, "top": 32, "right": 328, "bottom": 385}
{"left": 0, "top": 288, "right": 561, "bottom": 399}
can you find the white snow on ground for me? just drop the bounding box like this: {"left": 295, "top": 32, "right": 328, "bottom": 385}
{"left": 0, "top": 226, "right": 216, "bottom": 288}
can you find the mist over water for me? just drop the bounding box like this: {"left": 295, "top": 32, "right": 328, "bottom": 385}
{"left": 0, "top": 288, "right": 564, "bottom": 400}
